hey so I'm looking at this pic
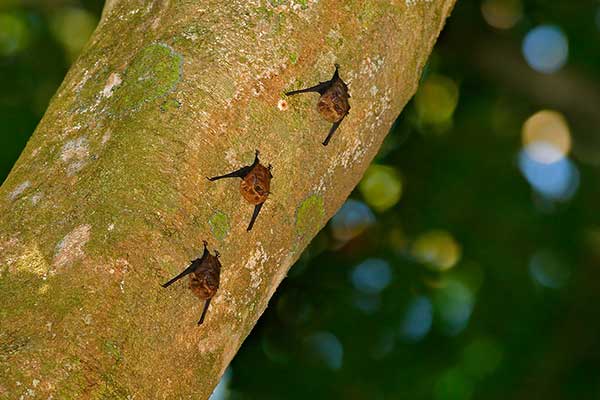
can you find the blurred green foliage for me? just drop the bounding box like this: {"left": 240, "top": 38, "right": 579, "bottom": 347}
{"left": 0, "top": 0, "right": 100, "bottom": 179}
{"left": 2, "top": 1, "right": 600, "bottom": 399}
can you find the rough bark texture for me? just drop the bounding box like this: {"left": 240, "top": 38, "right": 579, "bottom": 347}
{"left": 0, "top": 1, "right": 455, "bottom": 398}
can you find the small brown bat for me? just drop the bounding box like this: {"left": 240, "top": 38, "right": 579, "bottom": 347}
{"left": 161, "top": 240, "right": 221, "bottom": 325}
{"left": 285, "top": 64, "right": 350, "bottom": 146}
{"left": 207, "top": 150, "right": 272, "bottom": 231}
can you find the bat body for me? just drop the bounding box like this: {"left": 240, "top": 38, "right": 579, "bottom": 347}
{"left": 286, "top": 64, "right": 350, "bottom": 145}
{"left": 207, "top": 150, "right": 272, "bottom": 231}
{"left": 162, "top": 241, "right": 221, "bottom": 325}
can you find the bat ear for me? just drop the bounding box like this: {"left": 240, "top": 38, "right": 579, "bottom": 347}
{"left": 332, "top": 64, "right": 340, "bottom": 80}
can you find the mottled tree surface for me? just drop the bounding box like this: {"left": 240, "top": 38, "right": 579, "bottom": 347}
{"left": 0, "top": 0, "right": 454, "bottom": 398}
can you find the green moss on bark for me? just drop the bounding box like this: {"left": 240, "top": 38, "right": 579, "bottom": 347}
{"left": 295, "top": 194, "right": 325, "bottom": 241}
{"left": 209, "top": 211, "right": 231, "bottom": 241}
{"left": 110, "top": 43, "right": 183, "bottom": 114}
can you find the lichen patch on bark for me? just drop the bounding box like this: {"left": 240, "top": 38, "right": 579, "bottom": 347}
{"left": 7, "top": 181, "right": 31, "bottom": 201}
{"left": 101, "top": 129, "right": 111, "bottom": 145}
{"left": 60, "top": 136, "right": 90, "bottom": 176}
{"left": 52, "top": 224, "right": 91, "bottom": 269}
{"left": 406, "top": 0, "right": 434, "bottom": 6}
{"left": 101, "top": 72, "right": 122, "bottom": 98}
{"left": 244, "top": 243, "right": 268, "bottom": 289}
{"left": 29, "top": 192, "right": 42, "bottom": 205}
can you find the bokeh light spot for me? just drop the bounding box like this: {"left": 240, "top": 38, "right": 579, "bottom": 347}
{"left": 351, "top": 258, "right": 392, "bottom": 294}
{"left": 0, "top": 12, "right": 31, "bottom": 56}
{"left": 399, "top": 296, "right": 433, "bottom": 342}
{"left": 518, "top": 150, "right": 579, "bottom": 201}
{"left": 434, "top": 368, "right": 474, "bottom": 400}
{"left": 529, "top": 250, "right": 570, "bottom": 289}
{"left": 434, "top": 279, "right": 474, "bottom": 335}
{"left": 481, "top": 0, "right": 523, "bottom": 29}
{"left": 415, "top": 74, "right": 459, "bottom": 125}
{"left": 209, "top": 367, "right": 232, "bottom": 400}
{"left": 50, "top": 7, "right": 97, "bottom": 62}
{"left": 522, "top": 25, "right": 568, "bottom": 74}
{"left": 305, "top": 332, "right": 343, "bottom": 370}
{"left": 461, "top": 338, "right": 504, "bottom": 379}
{"left": 330, "top": 199, "right": 375, "bottom": 242}
{"left": 412, "top": 230, "right": 461, "bottom": 271}
{"left": 358, "top": 164, "right": 402, "bottom": 212}
{"left": 522, "top": 110, "right": 571, "bottom": 164}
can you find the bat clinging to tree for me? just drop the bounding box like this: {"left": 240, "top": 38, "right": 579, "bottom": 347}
{"left": 286, "top": 64, "right": 350, "bottom": 146}
{"left": 207, "top": 150, "right": 272, "bottom": 232}
{"left": 161, "top": 240, "right": 221, "bottom": 326}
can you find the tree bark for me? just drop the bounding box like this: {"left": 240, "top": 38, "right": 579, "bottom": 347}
{"left": 0, "top": 0, "right": 455, "bottom": 398}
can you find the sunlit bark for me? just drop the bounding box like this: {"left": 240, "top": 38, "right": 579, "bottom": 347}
{"left": 0, "top": 0, "right": 455, "bottom": 398}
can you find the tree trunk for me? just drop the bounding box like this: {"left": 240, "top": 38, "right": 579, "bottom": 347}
{"left": 0, "top": 0, "right": 455, "bottom": 398}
